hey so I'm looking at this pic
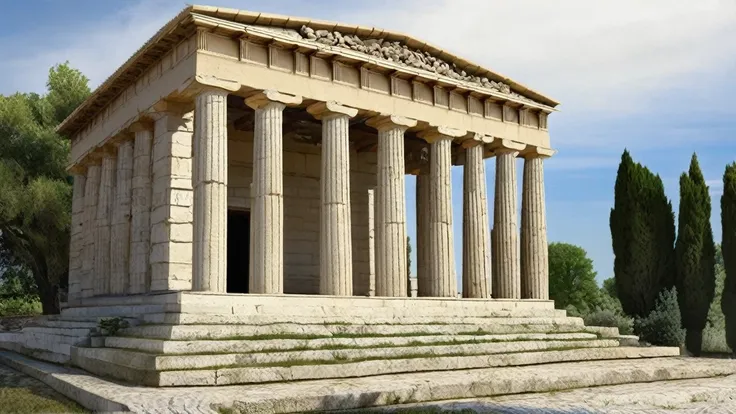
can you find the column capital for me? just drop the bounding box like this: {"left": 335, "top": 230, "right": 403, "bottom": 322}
{"left": 490, "top": 138, "right": 526, "bottom": 155}
{"left": 68, "top": 164, "right": 87, "bottom": 175}
{"left": 519, "top": 145, "right": 556, "bottom": 159}
{"left": 109, "top": 132, "right": 134, "bottom": 147}
{"left": 417, "top": 125, "right": 466, "bottom": 144}
{"left": 245, "top": 90, "right": 302, "bottom": 110}
{"left": 307, "top": 101, "right": 358, "bottom": 120}
{"left": 366, "top": 114, "right": 417, "bottom": 132}
{"left": 459, "top": 132, "right": 493, "bottom": 148}
{"left": 128, "top": 119, "right": 154, "bottom": 133}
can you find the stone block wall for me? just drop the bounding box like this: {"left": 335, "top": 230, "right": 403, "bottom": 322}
{"left": 228, "top": 128, "right": 376, "bottom": 295}
{"left": 150, "top": 112, "right": 194, "bottom": 291}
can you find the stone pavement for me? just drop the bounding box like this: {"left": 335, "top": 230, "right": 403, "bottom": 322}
{"left": 3, "top": 350, "right": 736, "bottom": 413}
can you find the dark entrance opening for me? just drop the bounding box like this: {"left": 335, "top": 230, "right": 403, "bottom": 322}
{"left": 227, "top": 209, "right": 250, "bottom": 293}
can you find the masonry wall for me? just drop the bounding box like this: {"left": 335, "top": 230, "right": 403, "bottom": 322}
{"left": 228, "top": 128, "right": 376, "bottom": 295}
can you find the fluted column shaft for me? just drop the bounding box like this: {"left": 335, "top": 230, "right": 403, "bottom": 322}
{"left": 110, "top": 140, "right": 133, "bottom": 295}
{"left": 129, "top": 126, "right": 153, "bottom": 294}
{"left": 416, "top": 172, "right": 431, "bottom": 297}
{"left": 250, "top": 101, "right": 286, "bottom": 294}
{"left": 368, "top": 188, "right": 376, "bottom": 296}
{"left": 81, "top": 164, "right": 100, "bottom": 298}
{"left": 370, "top": 117, "right": 415, "bottom": 297}
{"left": 462, "top": 143, "right": 491, "bottom": 298}
{"left": 493, "top": 149, "right": 521, "bottom": 299}
{"left": 521, "top": 155, "right": 550, "bottom": 299}
{"left": 193, "top": 89, "right": 228, "bottom": 292}
{"left": 319, "top": 113, "right": 353, "bottom": 296}
{"left": 68, "top": 172, "right": 86, "bottom": 301}
{"left": 94, "top": 153, "right": 117, "bottom": 296}
{"left": 428, "top": 136, "right": 456, "bottom": 297}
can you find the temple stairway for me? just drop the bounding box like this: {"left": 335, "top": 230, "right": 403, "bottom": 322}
{"left": 53, "top": 292, "right": 680, "bottom": 387}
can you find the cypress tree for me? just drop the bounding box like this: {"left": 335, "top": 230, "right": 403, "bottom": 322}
{"left": 721, "top": 163, "right": 736, "bottom": 354}
{"left": 610, "top": 150, "right": 676, "bottom": 318}
{"left": 675, "top": 154, "right": 716, "bottom": 356}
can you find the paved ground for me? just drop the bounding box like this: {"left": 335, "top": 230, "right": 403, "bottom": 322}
{"left": 0, "top": 363, "right": 87, "bottom": 414}
{"left": 378, "top": 374, "right": 736, "bottom": 413}
{"left": 3, "top": 350, "right": 736, "bottom": 413}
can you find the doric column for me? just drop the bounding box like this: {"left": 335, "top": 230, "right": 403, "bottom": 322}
{"left": 418, "top": 126, "right": 466, "bottom": 297}
{"left": 192, "top": 89, "right": 228, "bottom": 292}
{"left": 462, "top": 135, "right": 491, "bottom": 298}
{"left": 492, "top": 139, "right": 526, "bottom": 299}
{"left": 367, "top": 115, "right": 417, "bottom": 297}
{"left": 520, "top": 146, "right": 555, "bottom": 300}
{"left": 129, "top": 122, "right": 153, "bottom": 294}
{"left": 67, "top": 170, "right": 86, "bottom": 302}
{"left": 415, "top": 171, "right": 431, "bottom": 296}
{"left": 94, "top": 150, "right": 117, "bottom": 296}
{"left": 80, "top": 163, "right": 100, "bottom": 298}
{"left": 110, "top": 138, "right": 134, "bottom": 295}
{"left": 245, "top": 91, "right": 302, "bottom": 294}
{"left": 307, "top": 101, "right": 358, "bottom": 296}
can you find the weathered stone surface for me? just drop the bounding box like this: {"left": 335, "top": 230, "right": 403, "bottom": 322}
{"left": 462, "top": 142, "right": 491, "bottom": 298}
{"left": 367, "top": 188, "right": 376, "bottom": 296}
{"left": 80, "top": 165, "right": 100, "bottom": 299}
{"left": 129, "top": 126, "right": 153, "bottom": 295}
{"left": 521, "top": 154, "right": 549, "bottom": 299}
{"left": 372, "top": 117, "right": 414, "bottom": 297}
{"left": 427, "top": 135, "right": 456, "bottom": 297}
{"left": 193, "top": 89, "right": 228, "bottom": 292}
{"left": 94, "top": 153, "right": 116, "bottom": 296}
{"left": 493, "top": 149, "right": 521, "bottom": 299}
{"left": 109, "top": 139, "right": 133, "bottom": 295}
{"left": 309, "top": 102, "right": 356, "bottom": 296}
{"left": 67, "top": 173, "right": 86, "bottom": 301}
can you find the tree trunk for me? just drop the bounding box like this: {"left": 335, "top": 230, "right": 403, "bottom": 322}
{"left": 685, "top": 328, "right": 703, "bottom": 356}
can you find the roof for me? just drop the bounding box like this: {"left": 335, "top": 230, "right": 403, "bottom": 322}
{"left": 57, "top": 5, "right": 559, "bottom": 138}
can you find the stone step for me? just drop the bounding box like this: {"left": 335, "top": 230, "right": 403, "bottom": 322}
{"left": 70, "top": 345, "right": 680, "bottom": 387}
{"left": 30, "top": 319, "right": 100, "bottom": 329}
{"left": 105, "top": 332, "right": 601, "bottom": 354}
{"left": 60, "top": 304, "right": 166, "bottom": 318}
{"left": 22, "top": 326, "right": 95, "bottom": 337}
{"left": 81, "top": 338, "right": 621, "bottom": 371}
{"left": 119, "top": 318, "right": 586, "bottom": 340}
{"left": 142, "top": 311, "right": 569, "bottom": 325}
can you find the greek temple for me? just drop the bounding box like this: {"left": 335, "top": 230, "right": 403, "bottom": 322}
{"left": 0, "top": 6, "right": 690, "bottom": 409}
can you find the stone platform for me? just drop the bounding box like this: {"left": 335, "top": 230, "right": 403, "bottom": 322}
{"left": 0, "top": 292, "right": 677, "bottom": 389}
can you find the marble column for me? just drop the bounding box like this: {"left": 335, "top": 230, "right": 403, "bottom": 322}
{"left": 415, "top": 171, "right": 431, "bottom": 297}
{"left": 307, "top": 101, "right": 358, "bottom": 296}
{"left": 492, "top": 139, "right": 526, "bottom": 299}
{"left": 129, "top": 123, "right": 153, "bottom": 294}
{"left": 521, "top": 147, "right": 554, "bottom": 300}
{"left": 80, "top": 163, "right": 100, "bottom": 298}
{"left": 94, "top": 151, "right": 117, "bottom": 296}
{"left": 67, "top": 171, "right": 86, "bottom": 301}
{"left": 367, "top": 115, "right": 417, "bottom": 297}
{"left": 192, "top": 89, "right": 228, "bottom": 292}
{"left": 245, "top": 91, "right": 302, "bottom": 294}
{"left": 419, "top": 126, "right": 465, "bottom": 297}
{"left": 462, "top": 139, "right": 491, "bottom": 298}
{"left": 110, "top": 139, "right": 134, "bottom": 295}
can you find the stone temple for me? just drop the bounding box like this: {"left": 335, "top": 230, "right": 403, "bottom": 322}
{"left": 2, "top": 5, "right": 720, "bottom": 411}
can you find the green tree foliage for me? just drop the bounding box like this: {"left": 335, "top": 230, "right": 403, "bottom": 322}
{"left": 548, "top": 242, "right": 600, "bottom": 315}
{"left": 675, "top": 154, "right": 716, "bottom": 356}
{"left": 0, "top": 62, "right": 90, "bottom": 314}
{"left": 610, "top": 149, "right": 676, "bottom": 318}
{"left": 722, "top": 163, "right": 736, "bottom": 354}
{"left": 634, "top": 287, "right": 685, "bottom": 347}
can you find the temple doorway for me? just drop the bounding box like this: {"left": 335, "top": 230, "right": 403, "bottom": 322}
{"left": 227, "top": 209, "right": 250, "bottom": 293}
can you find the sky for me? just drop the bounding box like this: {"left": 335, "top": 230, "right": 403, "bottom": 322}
{"left": 1, "top": 0, "right": 735, "bottom": 285}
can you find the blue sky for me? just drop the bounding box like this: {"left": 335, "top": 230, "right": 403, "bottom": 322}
{"left": 1, "top": 0, "right": 735, "bottom": 286}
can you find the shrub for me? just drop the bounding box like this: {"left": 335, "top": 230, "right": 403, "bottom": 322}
{"left": 584, "top": 309, "right": 634, "bottom": 335}
{"left": 0, "top": 297, "right": 42, "bottom": 317}
{"left": 634, "top": 287, "right": 685, "bottom": 347}
{"left": 98, "top": 317, "right": 129, "bottom": 336}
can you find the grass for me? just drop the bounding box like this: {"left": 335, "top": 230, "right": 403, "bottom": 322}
{"left": 0, "top": 364, "right": 87, "bottom": 414}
